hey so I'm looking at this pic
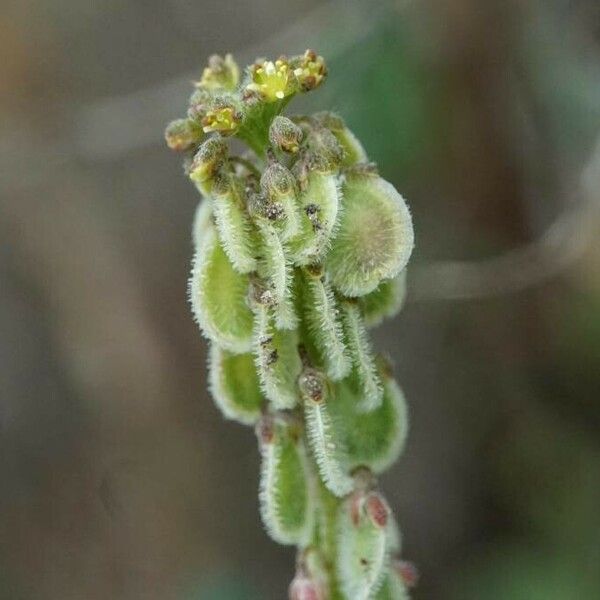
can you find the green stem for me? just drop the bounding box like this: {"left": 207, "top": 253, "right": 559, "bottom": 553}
{"left": 229, "top": 156, "right": 261, "bottom": 178}
{"left": 238, "top": 98, "right": 292, "bottom": 159}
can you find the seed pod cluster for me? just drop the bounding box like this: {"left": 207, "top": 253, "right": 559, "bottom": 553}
{"left": 168, "top": 50, "right": 416, "bottom": 599}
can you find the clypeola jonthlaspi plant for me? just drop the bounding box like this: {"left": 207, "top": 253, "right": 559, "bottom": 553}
{"left": 166, "top": 50, "right": 417, "bottom": 599}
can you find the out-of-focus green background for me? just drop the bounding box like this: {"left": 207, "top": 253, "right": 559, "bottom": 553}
{"left": 1, "top": 0, "right": 599, "bottom": 598}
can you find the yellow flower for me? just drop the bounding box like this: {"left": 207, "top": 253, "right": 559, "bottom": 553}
{"left": 246, "top": 59, "right": 296, "bottom": 103}
{"left": 201, "top": 102, "right": 242, "bottom": 135}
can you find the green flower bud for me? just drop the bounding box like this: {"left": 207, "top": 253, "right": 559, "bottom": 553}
{"left": 300, "top": 266, "right": 351, "bottom": 381}
{"left": 196, "top": 53, "right": 240, "bottom": 91}
{"left": 313, "top": 111, "right": 368, "bottom": 166}
{"left": 189, "top": 225, "right": 254, "bottom": 353}
{"left": 300, "top": 368, "right": 353, "bottom": 497}
{"left": 326, "top": 171, "right": 414, "bottom": 297}
{"left": 257, "top": 414, "right": 314, "bottom": 546}
{"left": 340, "top": 301, "right": 383, "bottom": 411}
{"left": 187, "top": 88, "right": 212, "bottom": 123}
{"left": 331, "top": 367, "right": 408, "bottom": 474}
{"left": 359, "top": 270, "right": 407, "bottom": 328}
{"left": 201, "top": 97, "right": 243, "bottom": 135}
{"left": 291, "top": 49, "right": 327, "bottom": 92}
{"left": 289, "top": 170, "right": 341, "bottom": 266}
{"left": 252, "top": 301, "right": 302, "bottom": 410}
{"left": 164, "top": 118, "right": 203, "bottom": 151}
{"left": 269, "top": 115, "right": 303, "bottom": 153}
{"left": 336, "top": 491, "right": 389, "bottom": 599}
{"left": 305, "top": 126, "right": 345, "bottom": 173}
{"left": 189, "top": 136, "right": 228, "bottom": 191}
{"left": 208, "top": 344, "right": 263, "bottom": 425}
{"left": 245, "top": 57, "right": 296, "bottom": 102}
{"left": 211, "top": 174, "right": 258, "bottom": 274}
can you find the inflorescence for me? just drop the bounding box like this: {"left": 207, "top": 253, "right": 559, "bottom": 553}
{"left": 166, "top": 50, "right": 416, "bottom": 600}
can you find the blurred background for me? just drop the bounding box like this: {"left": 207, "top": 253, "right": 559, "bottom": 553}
{"left": 1, "top": 0, "right": 599, "bottom": 598}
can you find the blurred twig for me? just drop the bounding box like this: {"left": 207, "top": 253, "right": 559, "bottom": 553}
{"left": 410, "top": 137, "right": 600, "bottom": 301}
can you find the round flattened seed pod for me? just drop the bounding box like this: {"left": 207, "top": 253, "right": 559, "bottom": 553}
{"left": 326, "top": 172, "right": 414, "bottom": 297}
{"left": 341, "top": 301, "right": 383, "bottom": 411}
{"left": 255, "top": 219, "right": 297, "bottom": 330}
{"left": 211, "top": 174, "right": 258, "bottom": 274}
{"left": 300, "top": 266, "right": 351, "bottom": 381}
{"left": 359, "top": 270, "right": 408, "bottom": 328}
{"left": 208, "top": 344, "right": 263, "bottom": 425}
{"left": 336, "top": 492, "right": 390, "bottom": 600}
{"left": 300, "top": 368, "right": 354, "bottom": 497}
{"left": 256, "top": 415, "right": 314, "bottom": 546}
{"left": 331, "top": 372, "right": 408, "bottom": 474}
{"left": 252, "top": 301, "right": 302, "bottom": 410}
{"left": 189, "top": 226, "right": 254, "bottom": 353}
{"left": 289, "top": 170, "right": 341, "bottom": 266}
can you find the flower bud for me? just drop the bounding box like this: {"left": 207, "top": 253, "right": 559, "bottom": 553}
{"left": 261, "top": 161, "right": 296, "bottom": 198}
{"left": 301, "top": 368, "right": 353, "bottom": 497}
{"left": 164, "top": 118, "right": 203, "bottom": 151}
{"left": 196, "top": 53, "right": 240, "bottom": 91}
{"left": 292, "top": 49, "right": 327, "bottom": 92}
{"left": 189, "top": 136, "right": 228, "bottom": 186}
{"left": 305, "top": 126, "right": 344, "bottom": 173}
{"left": 187, "top": 88, "right": 212, "bottom": 123}
{"left": 298, "top": 367, "right": 327, "bottom": 404}
{"left": 326, "top": 171, "right": 414, "bottom": 297}
{"left": 269, "top": 116, "right": 303, "bottom": 153}
{"left": 208, "top": 344, "right": 263, "bottom": 425}
{"left": 313, "top": 111, "right": 368, "bottom": 166}
{"left": 257, "top": 415, "right": 313, "bottom": 546}
{"left": 260, "top": 162, "right": 300, "bottom": 241}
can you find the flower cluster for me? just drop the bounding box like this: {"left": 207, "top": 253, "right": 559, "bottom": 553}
{"left": 166, "top": 51, "right": 416, "bottom": 600}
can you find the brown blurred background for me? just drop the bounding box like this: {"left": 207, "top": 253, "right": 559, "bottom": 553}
{"left": 1, "top": 0, "right": 599, "bottom": 598}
